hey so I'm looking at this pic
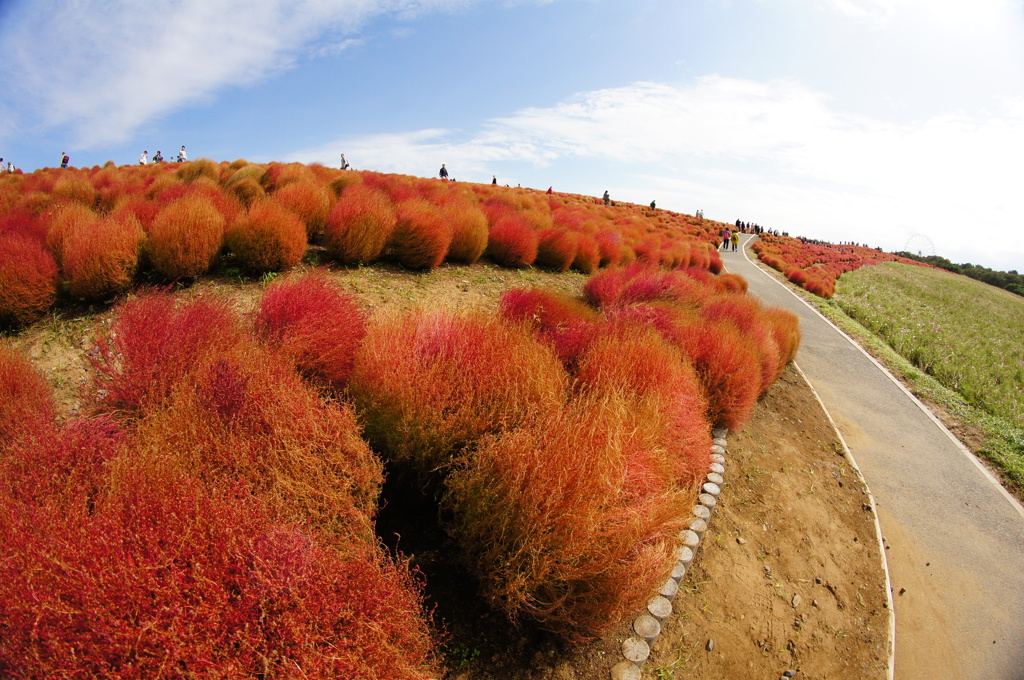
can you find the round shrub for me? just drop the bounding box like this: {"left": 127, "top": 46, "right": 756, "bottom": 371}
{"left": 0, "top": 233, "right": 59, "bottom": 328}
{"left": 255, "top": 271, "right": 367, "bottom": 390}
{"left": 442, "top": 201, "right": 488, "bottom": 264}
{"left": 325, "top": 184, "right": 396, "bottom": 264}
{"left": 486, "top": 215, "right": 537, "bottom": 268}
{"left": 226, "top": 198, "right": 307, "bottom": 273}
{"left": 147, "top": 195, "right": 226, "bottom": 279}
{"left": 388, "top": 198, "right": 451, "bottom": 270}
{"left": 349, "top": 309, "right": 568, "bottom": 471}
{"left": 275, "top": 180, "right": 334, "bottom": 240}
{"left": 62, "top": 214, "right": 144, "bottom": 301}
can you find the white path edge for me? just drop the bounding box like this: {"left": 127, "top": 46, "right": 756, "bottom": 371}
{"left": 792, "top": 362, "right": 896, "bottom": 680}
{"left": 737, "top": 236, "right": 1024, "bottom": 520}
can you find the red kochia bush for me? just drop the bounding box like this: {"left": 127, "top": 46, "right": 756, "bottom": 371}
{"left": 574, "top": 326, "right": 712, "bottom": 489}
{"left": 126, "top": 343, "right": 383, "bottom": 543}
{"left": 388, "top": 197, "right": 452, "bottom": 270}
{"left": 670, "top": 316, "right": 763, "bottom": 430}
{"left": 0, "top": 471, "right": 439, "bottom": 680}
{"left": 444, "top": 392, "right": 687, "bottom": 640}
{"left": 486, "top": 215, "right": 538, "bottom": 267}
{"left": 0, "top": 345, "right": 56, "bottom": 444}
{"left": 255, "top": 271, "right": 367, "bottom": 390}
{"left": 89, "top": 292, "right": 245, "bottom": 414}
{"left": 572, "top": 232, "right": 601, "bottom": 274}
{"left": 0, "top": 233, "right": 59, "bottom": 328}
{"left": 535, "top": 228, "right": 578, "bottom": 272}
{"left": 61, "top": 214, "right": 144, "bottom": 300}
{"left": 702, "top": 295, "right": 782, "bottom": 396}
{"left": 497, "top": 287, "right": 601, "bottom": 368}
{"left": 146, "top": 195, "right": 226, "bottom": 279}
{"left": 349, "top": 310, "right": 567, "bottom": 470}
{"left": 325, "top": 184, "right": 396, "bottom": 264}
{"left": 762, "top": 306, "right": 801, "bottom": 373}
{"left": 226, "top": 198, "right": 307, "bottom": 273}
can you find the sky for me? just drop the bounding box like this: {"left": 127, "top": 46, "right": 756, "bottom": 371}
{"left": 1, "top": 0, "right": 1022, "bottom": 271}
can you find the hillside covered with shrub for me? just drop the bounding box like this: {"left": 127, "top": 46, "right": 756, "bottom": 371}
{"left": 0, "top": 160, "right": 800, "bottom": 678}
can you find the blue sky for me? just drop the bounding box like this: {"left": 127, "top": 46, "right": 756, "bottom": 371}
{"left": 2, "top": 0, "right": 1023, "bottom": 271}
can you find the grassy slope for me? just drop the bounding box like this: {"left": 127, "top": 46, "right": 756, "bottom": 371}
{"left": 809, "top": 262, "right": 1024, "bottom": 493}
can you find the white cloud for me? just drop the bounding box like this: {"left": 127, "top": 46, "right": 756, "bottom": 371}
{"left": 290, "top": 77, "right": 1024, "bottom": 268}
{"left": 0, "top": 0, "right": 516, "bottom": 148}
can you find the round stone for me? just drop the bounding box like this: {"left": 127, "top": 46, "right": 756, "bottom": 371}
{"left": 712, "top": 437, "right": 728, "bottom": 448}
{"left": 710, "top": 462, "right": 726, "bottom": 475}
{"left": 660, "top": 577, "right": 679, "bottom": 599}
{"left": 647, "top": 595, "right": 672, "bottom": 620}
{"left": 707, "top": 472, "right": 724, "bottom": 486}
{"left": 712, "top": 428, "right": 729, "bottom": 439}
{"left": 611, "top": 660, "right": 643, "bottom": 680}
{"left": 710, "top": 444, "right": 726, "bottom": 455}
{"left": 692, "top": 505, "right": 711, "bottom": 521}
{"left": 633, "top": 613, "right": 661, "bottom": 642}
{"left": 703, "top": 481, "right": 722, "bottom": 497}
{"left": 698, "top": 493, "right": 717, "bottom": 509}
{"left": 710, "top": 453, "right": 726, "bottom": 464}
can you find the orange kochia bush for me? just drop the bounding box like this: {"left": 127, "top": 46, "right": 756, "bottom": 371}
{"left": 325, "top": 183, "right": 396, "bottom": 264}
{"left": 146, "top": 195, "right": 226, "bottom": 279}
{"left": 226, "top": 198, "right": 307, "bottom": 273}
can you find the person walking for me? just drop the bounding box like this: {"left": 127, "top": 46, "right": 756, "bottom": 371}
{"left": 650, "top": 200, "right": 656, "bottom": 210}
{"left": 139, "top": 150, "right": 148, "bottom": 165}
{"left": 731, "top": 231, "right": 740, "bottom": 252}
{"left": 602, "top": 190, "right": 610, "bottom": 206}
{"left": 721, "top": 228, "right": 731, "bottom": 251}
{"left": 60, "top": 152, "right": 69, "bottom": 168}
{"left": 439, "top": 163, "right": 449, "bottom": 180}
{"left": 340, "top": 153, "right": 350, "bottom": 170}
{"left": 177, "top": 146, "right": 187, "bottom": 162}
{"left": 492, "top": 175, "right": 497, "bottom": 185}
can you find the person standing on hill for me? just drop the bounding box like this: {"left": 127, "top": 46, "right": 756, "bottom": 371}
{"left": 153, "top": 150, "right": 163, "bottom": 163}
{"left": 650, "top": 200, "right": 656, "bottom": 210}
{"left": 439, "top": 164, "right": 449, "bottom": 180}
{"left": 178, "top": 146, "right": 187, "bottom": 162}
{"left": 492, "top": 175, "right": 497, "bottom": 185}
{"left": 139, "top": 150, "right": 148, "bottom": 165}
{"left": 603, "top": 190, "right": 610, "bottom": 205}
{"left": 731, "top": 231, "right": 739, "bottom": 251}
{"left": 60, "top": 152, "right": 69, "bottom": 168}
{"left": 340, "top": 153, "right": 350, "bottom": 170}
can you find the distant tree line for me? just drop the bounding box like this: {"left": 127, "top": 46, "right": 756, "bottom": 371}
{"left": 894, "top": 252, "right": 1024, "bottom": 298}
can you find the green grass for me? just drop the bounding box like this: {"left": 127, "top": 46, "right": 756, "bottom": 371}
{"left": 834, "top": 263, "right": 1024, "bottom": 427}
{"left": 801, "top": 263, "right": 1024, "bottom": 492}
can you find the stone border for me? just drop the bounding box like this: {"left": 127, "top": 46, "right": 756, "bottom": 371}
{"left": 609, "top": 428, "right": 730, "bottom": 680}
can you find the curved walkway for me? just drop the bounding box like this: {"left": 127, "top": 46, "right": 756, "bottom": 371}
{"left": 724, "top": 234, "right": 1024, "bottom": 680}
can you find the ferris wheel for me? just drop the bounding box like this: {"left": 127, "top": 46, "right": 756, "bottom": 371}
{"left": 904, "top": 234, "right": 936, "bottom": 258}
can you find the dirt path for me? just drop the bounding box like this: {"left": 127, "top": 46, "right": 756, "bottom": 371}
{"left": 725, "top": 235, "right": 1024, "bottom": 680}
{"left": 645, "top": 367, "right": 890, "bottom": 679}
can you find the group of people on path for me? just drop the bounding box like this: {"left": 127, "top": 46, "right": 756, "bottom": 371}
{"left": 720, "top": 227, "right": 740, "bottom": 252}
{"left": 139, "top": 146, "right": 186, "bottom": 165}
